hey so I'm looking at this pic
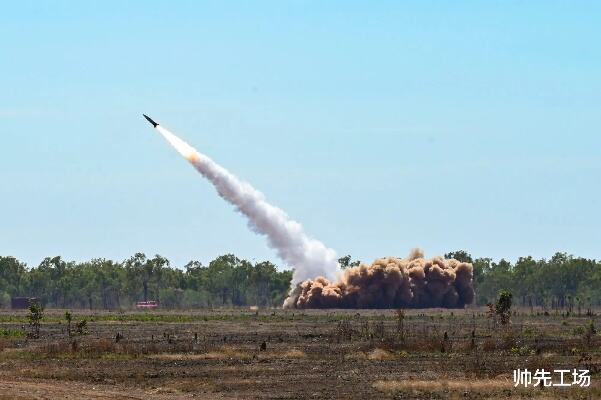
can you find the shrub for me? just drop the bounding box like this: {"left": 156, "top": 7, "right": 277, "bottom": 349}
{"left": 586, "top": 320, "right": 596, "bottom": 335}
{"left": 76, "top": 319, "right": 88, "bottom": 335}
{"left": 65, "top": 311, "right": 72, "bottom": 336}
{"left": 496, "top": 290, "right": 512, "bottom": 325}
{"left": 27, "top": 301, "right": 44, "bottom": 339}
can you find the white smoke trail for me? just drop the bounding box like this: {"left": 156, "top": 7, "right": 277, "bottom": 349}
{"left": 155, "top": 125, "right": 339, "bottom": 287}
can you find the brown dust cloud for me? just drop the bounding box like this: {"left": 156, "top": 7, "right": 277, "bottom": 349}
{"left": 284, "top": 249, "right": 474, "bottom": 309}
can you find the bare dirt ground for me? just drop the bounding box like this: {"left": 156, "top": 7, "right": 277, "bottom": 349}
{"left": 1, "top": 308, "right": 599, "bottom": 399}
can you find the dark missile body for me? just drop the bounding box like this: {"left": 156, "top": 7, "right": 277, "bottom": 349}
{"left": 143, "top": 114, "right": 158, "bottom": 128}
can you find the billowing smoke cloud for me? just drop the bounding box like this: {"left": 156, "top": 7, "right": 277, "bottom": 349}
{"left": 283, "top": 249, "right": 475, "bottom": 309}
{"left": 155, "top": 125, "right": 339, "bottom": 285}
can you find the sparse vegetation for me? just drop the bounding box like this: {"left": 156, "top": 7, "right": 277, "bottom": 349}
{"left": 0, "top": 307, "right": 599, "bottom": 398}
{"left": 2, "top": 251, "right": 601, "bottom": 398}
{"left": 0, "top": 328, "right": 25, "bottom": 338}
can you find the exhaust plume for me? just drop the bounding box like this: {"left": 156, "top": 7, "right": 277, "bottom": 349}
{"left": 283, "top": 249, "right": 475, "bottom": 309}
{"left": 154, "top": 125, "right": 339, "bottom": 286}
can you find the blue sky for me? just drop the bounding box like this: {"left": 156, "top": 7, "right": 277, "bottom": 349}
{"left": 2, "top": 1, "right": 600, "bottom": 268}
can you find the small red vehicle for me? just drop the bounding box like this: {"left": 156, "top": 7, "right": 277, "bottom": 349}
{"left": 136, "top": 300, "right": 159, "bottom": 309}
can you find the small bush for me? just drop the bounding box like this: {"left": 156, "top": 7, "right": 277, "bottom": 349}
{"left": 76, "top": 319, "right": 88, "bottom": 335}
{"left": 27, "top": 302, "right": 44, "bottom": 338}
{"left": 496, "top": 290, "right": 512, "bottom": 325}
{"left": 584, "top": 319, "right": 596, "bottom": 347}
{"left": 65, "top": 311, "right": 72, "bottom": 336}
{"left": 586, "top": 320, "right": 596, "bottom": 335}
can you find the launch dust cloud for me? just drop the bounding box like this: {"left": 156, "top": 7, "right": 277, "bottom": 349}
{"left": 283, "top": 249, "right": 475, "bottom": 309}
{"left": 151, "top": 120, "right": 474, "bottom": 310}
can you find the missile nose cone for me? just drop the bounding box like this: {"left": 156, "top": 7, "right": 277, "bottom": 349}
{"left": 143, "top": 114, "right": 159, "bottom": 128}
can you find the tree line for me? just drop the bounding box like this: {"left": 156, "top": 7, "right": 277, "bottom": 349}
{"left": 445, "top": 250, "right": 601, "bottom": 310}
{"left": 1, "top": 251, "right": 601, "bottom": 309}
{"left": 0, "top": 253, "right": 292, "bottom": 309}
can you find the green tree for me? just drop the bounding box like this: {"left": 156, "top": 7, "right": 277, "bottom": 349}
{"left": 0, "top": 256, "right": 27, "bottom": 298}
{"left": 338, "top": 255, "right": 360, "bottom": 269}
{"left": 27, "top": 301, "right": 44, "bottom": 338}
{"left": 444, "top": 250, "right": 473, "bottom": 263}
{"left": 496, "top": 289, "right": 513, "bottom": 325}
{"left": 65, "top": 311, "right": 72, "bottom": 336}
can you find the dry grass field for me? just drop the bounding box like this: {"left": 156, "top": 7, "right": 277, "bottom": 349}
{"left": 0, "top": 307, "right": 599, "bottom": 399}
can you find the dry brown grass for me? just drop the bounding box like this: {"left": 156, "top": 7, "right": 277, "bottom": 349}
{"left": 345, "top": 348, "right": 398, "bottom": 361}
{"left": 367, "top": 348, "right": 396, "bottom": 360}
{"left": 482, "top": 337, "right": 497, "bottom": 351}
{"left": 405, "top": 336, "right": 442, "bottom": 352}
{"left": 86, "top": 338, "right": 115, "bottom": 354}
{"left": 203, "top": 345, "right": 251, "bottom": 359}
{"left": 147, "top": 353, "right": 206, "bottom": 360}
{"left": 0, "top": 378, "right": 203, "bottom": 399}
{"left": 148, "top": 346, "right": 251, "bottom": 360}
{"left": 374, "top": 378, "right": 512, "bottom": 394}
{"left": 149, "top": 347, "right": 307, "bottom": 361}
{"left": 344, "top": 351, "right": 369, "bottom": 360}
{"left": 2, "top": 308, "right": 600, "bottom": 399}
{"left": 0, "top": 347, "right": 28, "bottom": 359}
{"left": 41, "top": 340, "right": 71, "bottom": 356}
{"left": 280, "top": 348, "right": 306, "bottom": 358}
{"left": 374, "top": 378, "right": 601, "bottom": 399}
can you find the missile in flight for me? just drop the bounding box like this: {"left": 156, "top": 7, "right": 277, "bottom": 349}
{"left": 143, "top": 114, "right": 159, "bottom": 128}
{"left": 141, "top": 114, "right": 339, "bottom": 290}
